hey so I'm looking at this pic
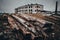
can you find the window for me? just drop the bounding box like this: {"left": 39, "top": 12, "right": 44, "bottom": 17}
{"left": 25, "top": 6, "right": 28, "bottom": 8}
{"left": 25, "top": 10, "right": 27, "bottom": 11}
{"left": 31, "top": 6, "right": 32, "bottom": 8}
{"left": 36, "top": 5, "right": 40, "bottom": 8}
{"left": 29, "top": 9, "right": 32, "bottom": 12}
{"left": 35, "top": 10, "right": 37, "bottom": 12}
{"left": 31, "top": 9, "right": 32, "bottom": 11}
{"left": 29, "top": 6, "right": 30, "bottom": 8}
{"left": 29, "top": 5, "right": 32, "bottom": 8}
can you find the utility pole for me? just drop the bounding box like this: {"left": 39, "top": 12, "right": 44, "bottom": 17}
{"left": 55, "top": 1, "right": 58, "bottom": 15}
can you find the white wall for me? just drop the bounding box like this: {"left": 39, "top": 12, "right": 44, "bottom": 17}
{"left": 1, "top": 0, "right": 60, "bottom": 13}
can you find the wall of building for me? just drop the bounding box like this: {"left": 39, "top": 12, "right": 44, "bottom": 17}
{"left": 16, "top": 4, "right": 44, "bottom": 14}
{"left": 1, "top": 0, "right": 60, "bottom": 13}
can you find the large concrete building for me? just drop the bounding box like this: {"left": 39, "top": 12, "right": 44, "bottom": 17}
{"left": 15, "top": 4, "right": 44, "bottom": 14}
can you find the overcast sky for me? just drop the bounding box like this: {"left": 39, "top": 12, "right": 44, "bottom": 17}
{"left": 0, "top": 0, "right": 60, "bottom": 13}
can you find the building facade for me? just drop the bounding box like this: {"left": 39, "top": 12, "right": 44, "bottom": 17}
{"left": 15, "top": 4, "right": 43, "bottom": 14}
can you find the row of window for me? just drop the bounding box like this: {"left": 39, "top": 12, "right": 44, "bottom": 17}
{"left": 25, "top": 5, "right": 41, "bottom": 8}
{"left": 18, "top": 9, "right": 42, "bottom": 12}
{"left": 18, "top": 9, "right": 32, "bottom": 12}
{"left": 18, "top": 9, "right": 41, "bottom": 11}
